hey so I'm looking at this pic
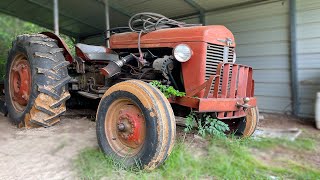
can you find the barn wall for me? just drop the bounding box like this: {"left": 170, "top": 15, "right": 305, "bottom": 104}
{"left": 205, "top": 1, "right": 291, "bottom": 114}
{"left": 296, "top": 0, "right": 320, "bottom": 117}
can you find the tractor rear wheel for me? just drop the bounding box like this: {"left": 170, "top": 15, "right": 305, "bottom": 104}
{"left": 96, "top": 80, "right": 176, "bottom": 170}
{"left": 5, "top": 34, "right": 71, "bottom": 128}
{"left": 234, "top": 107, "right": 259, "bottom": 137}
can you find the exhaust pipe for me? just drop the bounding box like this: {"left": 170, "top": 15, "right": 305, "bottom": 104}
{"left": 100, "top": 54, "right": 135, "bottom": 78}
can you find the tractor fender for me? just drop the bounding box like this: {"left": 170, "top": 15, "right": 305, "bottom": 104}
{"left": 40, "top": 32, "right": 74, "bottom": 63}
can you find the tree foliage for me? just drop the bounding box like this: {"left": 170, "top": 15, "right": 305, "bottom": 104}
{"left": 0, "top": 13, "right": 75, "bottom": 80}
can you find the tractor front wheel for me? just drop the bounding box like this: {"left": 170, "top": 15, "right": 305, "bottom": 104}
{"left": 96, "top": 80, "right": 176, "bottom": 170}
{"left": 235, "top": 107, "right": 259, "bottom": 137}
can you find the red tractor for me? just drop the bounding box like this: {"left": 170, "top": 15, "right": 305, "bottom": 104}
{"left": 5, "top": 13, "right": 258, "bottom": 169}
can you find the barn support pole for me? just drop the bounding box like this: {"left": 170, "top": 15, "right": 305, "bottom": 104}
{"left": 104, "top": 0, "right": 110, "bottom": 47}
{"left": 289, "top": 0, "right": 299, "bottom": 116}
{"left": 184, "top": 0, "right": 206, "bottom": 25}
{"left": 53, "top": 0, "right": 59, "bottom": 35}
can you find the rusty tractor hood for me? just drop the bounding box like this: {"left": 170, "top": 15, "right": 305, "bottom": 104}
{"left": 109, "top": 25, "right": 235, "bottom": 49}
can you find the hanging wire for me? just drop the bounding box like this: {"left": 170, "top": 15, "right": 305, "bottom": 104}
{"left": 127, "top": 12, "right": 201, "bottom": 65}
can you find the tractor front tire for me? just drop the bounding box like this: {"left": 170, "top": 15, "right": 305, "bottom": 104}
{"left": 96, "top": 80, "right": 176, "bottom": 170}
{"left": 235, "top": 107, "right": 259, "bottom": 137}
{"left": 5, "top": 34, "right": 71, "bottom": 128}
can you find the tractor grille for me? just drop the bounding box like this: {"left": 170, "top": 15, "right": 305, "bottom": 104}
{"left": 205, "top": 43, "right": 235, "bottom": 93}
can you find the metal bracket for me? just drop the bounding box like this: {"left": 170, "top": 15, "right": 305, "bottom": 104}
{"left": 188, "top": 75, "right": 220, "bottom": 98}
{"left": 236, "top": 97, "right": 252, "bottom": 111}
{"left": 75, "top": 57, "right": 85, "bottom": 74}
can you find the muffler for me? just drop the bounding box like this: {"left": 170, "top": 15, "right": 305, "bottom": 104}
{"left": 100, "top": 54, "right": 135, "bottom": 78}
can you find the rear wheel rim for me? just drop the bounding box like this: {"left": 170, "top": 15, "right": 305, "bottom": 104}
{"left": 9, "top": 53, "right": 31, "bottom": 112}
{"left": 105, "top": 98, "right": 146, "bottom": 157}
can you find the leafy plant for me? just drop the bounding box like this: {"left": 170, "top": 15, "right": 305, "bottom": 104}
{"left": 184, "top": 111, "right": 196, "bottom": 132}
{"left": 200, "top": 114, "right": 230, "bottom": 138}
{"left": 185, "top": 112, "right": 230, "bottom": 138}
{"left": 150, "top": 80, "right": 186, "bottom": 98}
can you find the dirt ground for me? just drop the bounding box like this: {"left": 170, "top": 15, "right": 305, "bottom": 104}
{"left": 0, "top": 111, "right": 319, "bottom": 180}
{"left": 0, "top": 112, "right": 97, "bottom": 180}
{"left": 254, "top": 113, "right": 320, "bottom": 169}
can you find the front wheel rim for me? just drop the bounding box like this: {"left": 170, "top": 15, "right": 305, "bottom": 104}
{"left": 104, "top": 98, "right": 146, "bottom": 157}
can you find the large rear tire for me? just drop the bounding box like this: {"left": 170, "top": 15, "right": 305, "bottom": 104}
{"left": 5, "top": 34, "right": 71, "bottom": 128}
{"left": 96, "top": 80, "right": 176, "bottom": 170}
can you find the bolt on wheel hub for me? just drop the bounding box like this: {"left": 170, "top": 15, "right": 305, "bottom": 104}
{"left": 117, "top": 123, "right": 126, "bottom": 131}
{"left": 117, "top": 107, "right": 144, "bottom": 147}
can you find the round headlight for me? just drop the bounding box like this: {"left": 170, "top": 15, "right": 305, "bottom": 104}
{"left": 232, "top": 51, "right": 237, "bottom": 63}
{"left": 173, "top": 44, "right": 192, "bottom": 62}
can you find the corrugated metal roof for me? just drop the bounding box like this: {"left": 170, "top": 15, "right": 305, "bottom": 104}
{"left": 194, "top": 0, "right": 253, "bottom": 11}
{"left": 0, "top": 0, "right": 272, "bottom": 38}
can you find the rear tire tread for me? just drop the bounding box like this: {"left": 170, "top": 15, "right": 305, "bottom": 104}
{"left": 5, "top": 33, "right": 71, "bottom": 128}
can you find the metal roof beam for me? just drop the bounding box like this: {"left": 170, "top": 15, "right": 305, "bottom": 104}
{"left": 96, "top": 0, "right": 132, "bottom": 18}
{"left": 109, "top": 4, "right": 132, "bottom": 18}
{"left": 175, "top": 0, "right": 282, "bottom": 21}
{"left": 184, "top": 0, "right": 205, "bottom": 25}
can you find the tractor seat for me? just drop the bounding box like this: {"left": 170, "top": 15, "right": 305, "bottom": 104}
{"left": 76, "top": 43, "right": 117, "bottom": 61}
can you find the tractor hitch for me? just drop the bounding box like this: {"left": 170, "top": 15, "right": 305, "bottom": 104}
{"left": 236, "top": 97, "right": 252, "bottom": 111}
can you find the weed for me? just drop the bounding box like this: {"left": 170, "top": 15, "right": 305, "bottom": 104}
{"left": 185, "top": 112, "right": 230, "bottom": 138}
{"left": 149, "top": 80, "right": 185, "bottom": 98}
{"left": 184, "top": 111, "right": 196, "bottom": 132}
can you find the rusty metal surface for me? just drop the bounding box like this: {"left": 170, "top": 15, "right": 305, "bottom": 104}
{"left": 198, "top": 97, "right": 257, "bottom": 113}
{"left": 171, "top": 62, "right": 256, "bottom": 119}
{"left": 40, "top": 32, "right": 73, "bottom": 63}
{"left": 185, "top": 62, "right": 254, "bottom": 99}
{"left": 169, "top": 96, "right": 200, "bottom": 109}
{"left": 9, "top": 53, "right": 31, "bottom": 112}
{"left": 187, "top": 75, "right": 219, "bottom": 98}
{"left": 110, "top": 25, "right": 236, "bottom": 49}
{"left": 104, "top": 98, "right": 146, "bottom": 156}
{"left": 109, "top": 26, "right": 236, "bottom": 98}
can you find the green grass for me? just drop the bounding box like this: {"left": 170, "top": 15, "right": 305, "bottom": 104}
{"left": 74, "top": 137, "right": 320, "bottom": 180}
{"left": 243, "top": 137, "right": 316, "bottom": 151}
